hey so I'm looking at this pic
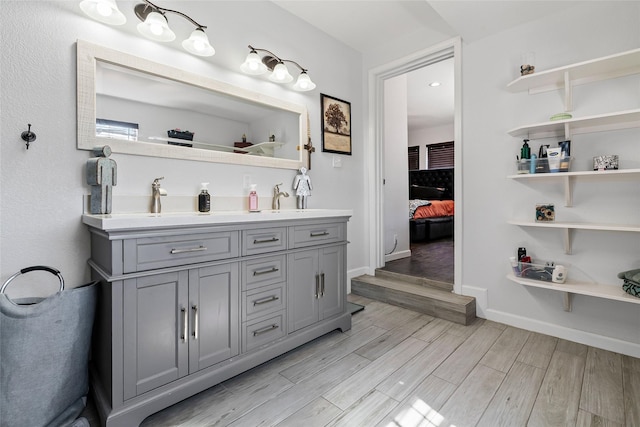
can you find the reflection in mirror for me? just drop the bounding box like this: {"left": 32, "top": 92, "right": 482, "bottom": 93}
{"left": 77, "top": 40, "right": 307, "bottom": 169}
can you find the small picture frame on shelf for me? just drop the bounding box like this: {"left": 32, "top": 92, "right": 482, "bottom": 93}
{"left": 535, "top": 204, "right": 555, "bottom": 222}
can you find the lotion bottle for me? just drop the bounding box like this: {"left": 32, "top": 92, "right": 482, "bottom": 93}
{"left": 198, "top": 182, "right": 210, "bottom": 213}
{"left": 248, "top": 184, "right": 259, "bottom": 212}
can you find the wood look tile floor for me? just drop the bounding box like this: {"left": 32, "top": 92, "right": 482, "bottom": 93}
{"left": 114, "top": 294, "right": 640, "bottom": 427}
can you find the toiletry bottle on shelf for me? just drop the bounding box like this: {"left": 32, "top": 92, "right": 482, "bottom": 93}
{"left": 198, "top": 183, "right": 210, "bottom": 213}
{"left": 248, "top": 184, "right": 259, "bottom": 212}
{"left": 520, "top": 139, "right": 530, "bottom": 159}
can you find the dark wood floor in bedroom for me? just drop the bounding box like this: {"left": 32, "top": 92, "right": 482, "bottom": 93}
{"left": 381, "top": 237, "right": 454, "bottom": 283}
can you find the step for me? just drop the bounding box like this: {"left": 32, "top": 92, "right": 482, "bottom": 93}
{"left": 374, "top": 269, "right": 453, "bottom": 292}
{"left": 351, "top": 274, "right": 476, "bottom": 325}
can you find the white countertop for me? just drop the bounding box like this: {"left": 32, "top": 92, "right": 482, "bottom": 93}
{"left": 82, "top": 209, "right": 353, "bottom": 231}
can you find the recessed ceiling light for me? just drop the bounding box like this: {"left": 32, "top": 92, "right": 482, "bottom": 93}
{"left": 429, "top": 81, "right": 441, "bottom": 87}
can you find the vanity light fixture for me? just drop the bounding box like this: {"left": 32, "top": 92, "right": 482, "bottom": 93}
{"left": 79, "top": 0, "right": 215, "bottom": 57}
{"left": 241, "top": 45, "right": 316, "bottom": 92}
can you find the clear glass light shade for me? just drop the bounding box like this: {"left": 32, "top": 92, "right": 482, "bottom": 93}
{"left": 79, "top": 0, "right": 126, "bottom": 25}
{"left": 182, "top": 29, "right": 215, "bottom": 56}
{"left": 240, "top": 51, "right": 268, "bottom": 75}
{"left": 292, "top": 72, "right": 316, "bottom": 91}
{"left": 137, "top": 11, "right": 176, "bottom": 42}
{"left": 269, "top": 62, "right": 293, "bottom": 83}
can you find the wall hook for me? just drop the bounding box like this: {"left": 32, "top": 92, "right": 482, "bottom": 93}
{"left": 21, "top": 124, "right": 37, "bottom": 149}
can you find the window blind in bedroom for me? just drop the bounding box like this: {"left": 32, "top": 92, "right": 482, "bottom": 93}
{"left": 427, "top": 141, "right": 454, "bottom": 169}
{"left": 408, "top": 146, "right": 419, "bottom": 170}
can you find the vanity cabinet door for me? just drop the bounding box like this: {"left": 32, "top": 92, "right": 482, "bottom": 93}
{"left": 123, "top": 271, "right": 189, "bottom": 400}
{"left": 188, "top": 264, "right": 239, "bottom": 373}
{"left": 287, "top": 244, "right": 345, "bottom": 333}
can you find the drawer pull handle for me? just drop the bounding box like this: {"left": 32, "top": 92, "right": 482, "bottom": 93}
{"left": 253, "top": 237, "right": 279, "bottom": 244}
{"left": 315, "top": 274, "right": 319, "bottom": 298}
{"left": 180, "top": 307, "right": 187, "bottom": 343}
{"left": 192, "top": 305, "right": 198, "bottom": 340}
{"left": 321, "top": 272, "right": 325, "bottom": 297}
{"left": 253, "top": 324, "right": 279, "bottom": 336}
{"left": 170, "top": 246, "right": 207, "bottom": 254}
{"left": 253, "top": 267, "right": 279, "bottom": 276}
{"left": 253, "top": 296, "right": 279, "bottom": 306}
{"left": 310, "top": 231, "right": 329, "bottom": 237}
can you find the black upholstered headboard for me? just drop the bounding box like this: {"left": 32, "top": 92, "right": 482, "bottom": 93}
{"left": 409, "top": 168, "right": 454, "bottom": 200}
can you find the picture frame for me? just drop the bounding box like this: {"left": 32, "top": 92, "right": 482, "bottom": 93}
{"left": 321, "top": 93, "right": 351, "bottom": 155}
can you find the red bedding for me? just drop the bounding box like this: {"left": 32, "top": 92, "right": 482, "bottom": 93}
{"left": 413, "top": 200, "right": 454, "bottom": 219}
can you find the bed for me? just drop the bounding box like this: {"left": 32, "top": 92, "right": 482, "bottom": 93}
{"left": 409, "top": 168, "right": 454, "bottom": 242}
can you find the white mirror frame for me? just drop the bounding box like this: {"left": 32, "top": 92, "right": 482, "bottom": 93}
{"left": 77, "top": 39, "right": 308, "bottom": 170}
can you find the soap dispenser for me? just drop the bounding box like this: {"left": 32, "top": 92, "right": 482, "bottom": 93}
{"left": 520, "top": 139, "right": 531, "bottom": 159}
{"left": 198, "top": 183, "right": 210, "bottom": 213}
{"left": 248, "top": 184, "right": 259, "bottom": 212}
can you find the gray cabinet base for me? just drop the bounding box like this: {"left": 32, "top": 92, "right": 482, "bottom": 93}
{"left": 91, "top": 312, "right": 351, "bottom": 427}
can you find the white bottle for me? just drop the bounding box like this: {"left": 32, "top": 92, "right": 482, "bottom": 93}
{"left": 248, "top": 184, "right": 259, "bottom": 212}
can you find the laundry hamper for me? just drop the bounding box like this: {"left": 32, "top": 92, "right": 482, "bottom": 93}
{"left": 0, "top": 266, "right": 98, "bottom": 427}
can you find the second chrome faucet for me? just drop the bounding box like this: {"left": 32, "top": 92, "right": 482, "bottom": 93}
{"left": 151, "top": 177, "right": 167, "bottom": 213}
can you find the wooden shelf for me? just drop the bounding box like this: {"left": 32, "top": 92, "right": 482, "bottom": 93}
{"left": 507, "top": 274, "right": 640, "bottom": 311}
{"left": 508, "top": 221, "right": 640, "bottom": 254}
{"left": 507, "top": 108, "right": 640, "bottom": 139}
{"left": 507, "top": 48, "right": 640, "bottom": 94}
{"left": 507, "top": 169, "right": 640, "bottom": 207}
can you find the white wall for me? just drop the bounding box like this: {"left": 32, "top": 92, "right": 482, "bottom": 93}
{"left": 459, "top": 2, "right": 640, "bottom": 355}
{"left": 383, "top": 74, "right": 410, "bottom": 261}
{"left": 409, "top": 123, "right": 454, "bottom": 169}
{"left": 0, "top": 1, "right": 366, "bottom": 296}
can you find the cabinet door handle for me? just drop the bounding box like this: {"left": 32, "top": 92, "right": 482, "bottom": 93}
{"left": 253, "top": 324, "right": 278, "bottom": 336}
{"left": 191, "top": 304, "right": 198, "bottom": 340}
{"left": 180, "top": 307, "right": 187, "bottom": 343}
{"left": 315, "top": 274, "right": 319, "bottom": 298}
{"left": 253, "top": 295, "right": 279, "bottom": 306}
{"left": 321, "top": 272, "right": 325, "bottom": 297}
{"left": 253, "top": 267, "right": 279, "bottom": 276}
{"left": 310, "top": 231, "right": 329, "bottom": 237}
{"left": 170, "top": 246, "right": 207, "bottom": 254}
{"left": 253, "top": 237, "right": 279, "bottom": 244}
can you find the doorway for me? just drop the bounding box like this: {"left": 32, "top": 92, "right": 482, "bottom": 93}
{"left": 367, "top": 37, "right": 462, "bottom": 294}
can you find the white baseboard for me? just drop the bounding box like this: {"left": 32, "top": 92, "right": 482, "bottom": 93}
{"left": 347, "top": 267, "right": 369, "bottom": 294}
{"left": 385, "top": 249, "right": 411, "bottom": 263}
{"left": 484, "top": 308, "right": 640, "bottom": 358}
{"left": 461, "top": 285, "right": 488, "bottom": 318}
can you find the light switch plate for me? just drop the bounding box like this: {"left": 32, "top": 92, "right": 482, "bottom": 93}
{"left": 332, "top": 156, "right": 342, "bottom": 168}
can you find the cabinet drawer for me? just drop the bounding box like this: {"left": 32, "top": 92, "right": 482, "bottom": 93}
{"left": 243, "top": 312, "right": 286, "bottom": 352}
{"left": 124, "top": 232, "right": 239, "bottom": 273}
{"left": 242, "top": 255, "right": 286, "bottom": 290}
{"left": 243, "top": 282, "right": 285, "bottom": 321}
{"left": 290, "top": 223, "right": 344, "bottom": 248}
{"left": 242, "top": 227, "right": 287, "bottom": 256}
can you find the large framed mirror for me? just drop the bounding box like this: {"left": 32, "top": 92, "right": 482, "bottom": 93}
{"left": 77, "top": 40, "right": 308, "bottom": 169}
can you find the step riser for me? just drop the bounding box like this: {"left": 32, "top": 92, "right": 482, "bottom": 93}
{"left": 352, "top": 279, "right": 475, "bottom": 326}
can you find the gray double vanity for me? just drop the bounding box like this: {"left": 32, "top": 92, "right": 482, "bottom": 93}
{"left": 83, "top": 210, "right": 351, "bottom": 426}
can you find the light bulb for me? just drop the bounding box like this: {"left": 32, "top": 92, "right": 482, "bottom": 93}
{"left": 293, "top": 72, "right": 316, "bottom": 91}
{"left": 79, "top": 0, "right": 126, "bottom": 25}
{"left": 269, "top": 62, "right": 293, "bottom": 83}
{"left": 240, "top": 50, "right": 268, "bottom": 75}
{"left": 137, "top": 11, "right": 175, "bottom": 42}
{"left": 182, "top": 28, "right": 215, "bottom": 56}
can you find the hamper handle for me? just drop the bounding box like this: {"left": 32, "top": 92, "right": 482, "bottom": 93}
{"left": 1, "top": 265, "right": 64, "bottom": 294}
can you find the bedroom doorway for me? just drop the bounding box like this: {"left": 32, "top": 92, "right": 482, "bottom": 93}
{"left": 367, "top": 37, "right": 462, "bottom": 294}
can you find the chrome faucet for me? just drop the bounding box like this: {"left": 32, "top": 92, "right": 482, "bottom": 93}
{"left": 272, "top": 183, "right": 289, "bottom": 210}
{"left": 151, "top": 177, "right": 167, "bottom": 213}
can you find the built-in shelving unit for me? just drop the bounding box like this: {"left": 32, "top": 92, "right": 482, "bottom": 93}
{"left": 506, "top": 48, "right": 640, "bottom": 309}
{"left": 506, "top": 274, "right": 640, "bottom": 312}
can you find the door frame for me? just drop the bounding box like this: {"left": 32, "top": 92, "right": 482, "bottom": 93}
{"left": 366, "top": 37, "right": 463, "bottom": 294}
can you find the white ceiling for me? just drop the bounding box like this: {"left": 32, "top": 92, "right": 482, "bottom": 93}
{"left": 272, "top": 1, "right": 587, "bottom": 130}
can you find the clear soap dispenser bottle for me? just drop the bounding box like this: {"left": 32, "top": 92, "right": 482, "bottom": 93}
{"left": 248, "top": 184, "right": 259, "bottom": 212}
{"left": 198, "top": 183, "right": 210, "bottom": 213}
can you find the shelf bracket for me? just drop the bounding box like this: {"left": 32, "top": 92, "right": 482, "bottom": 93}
{"left": 562, "top": 292, "right": 573, "bottom": 312}
{"left": 564, "top": 71, "right": 573, "bottom": 112}
{"left": 563, "top": 228, "right": 572, "bottom": 255}
{"left": 563, "top": 175, "right": 573, "bottom": 207}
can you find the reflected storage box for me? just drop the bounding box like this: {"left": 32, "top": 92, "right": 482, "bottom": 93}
{"left": 509, "top": 258, "right": 568, "bottom": 283}
{"left": 516, "top": 157, "right": 571, "bottom": 174}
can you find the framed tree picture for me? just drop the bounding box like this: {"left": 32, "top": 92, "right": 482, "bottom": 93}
{"left": 321, "top": 94, "right": 351, "bottom": 155}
